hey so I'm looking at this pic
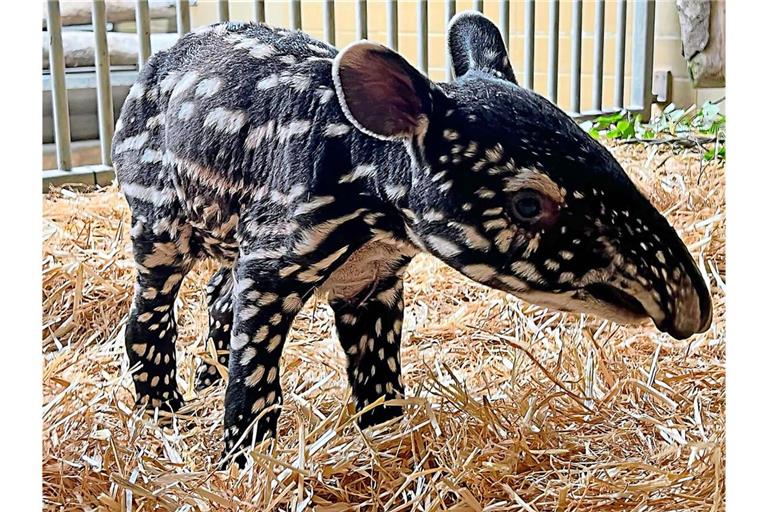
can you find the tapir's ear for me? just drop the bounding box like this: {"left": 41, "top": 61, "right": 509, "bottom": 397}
{"left": 447, "top": 11, "right": 517, "bottom": 83}
{"left": 333, "top": 41, "right": 444, "bottom": 141}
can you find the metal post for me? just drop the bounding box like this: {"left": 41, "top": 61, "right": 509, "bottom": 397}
{"left": 217, "top": 0, "right": 229, "bottom": 22}
{"left": 356, "top": 0, "right": 367, "bottom": 40}
{"left": 547, "top": 0, "right": 560, "bottom": 103}
{"left": 176, "top": 0, "right": 191, "bottom": 35}
{"left": 135, "top": 0, "right": 152, "bottom": 69}
{"left": 417, "top": 0, "right": 428, "bottom": 74}
{"left": 386, "top": 0, "right": 398, "bottom": 51}
{"left": 290, "top": 0, "right": 302, "bottom": 30}
{"left": 592, "top": 0, "right": 605, "bottom": 112}
{"left": 523, "top": 0, "right": 535, "bottom": 89}
{"left": 570, "top": 0, "right": 582, "bottom": 114}
{"left": 630, "top": 0, "right": 656, "bottom": 116}
{"left": 323, "top": 0, "right": 335, "bottom": 44}
{"left": 473, "top": 0, "right": 483, "bottom": 12}
{"left": 92, "top": 0, "right": 114, "bottom": 167}
{"left": 46, "top": 0, "right": 72, "bottom": 171}
{"left": 445, "top": 0, "right": 456, "bottom": 80}
{"left": 499, "top": 0, "right": 509, "bottom": 47}
{"left": 614, "top": 0, "right": 627, "bottom": 110}
{"left": 254, "top": 0, "right": 265, "bottom": 23}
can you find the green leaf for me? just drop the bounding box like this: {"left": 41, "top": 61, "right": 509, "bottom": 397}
{"left": 704, "top": 145, "right": 726, "bottom": 161}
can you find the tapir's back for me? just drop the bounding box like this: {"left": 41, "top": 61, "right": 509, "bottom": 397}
{"left": 112, "top": 22, "right": 356, "bottom": 231}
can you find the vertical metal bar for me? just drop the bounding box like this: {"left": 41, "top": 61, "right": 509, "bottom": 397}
{"left": 613, "top": 0, "right": 627, "bottom": 110}
{"left": 473, "top": 0, "right": 483, "bottom": 12}
{"left": 417, "top": 0, "right": 428, "bottom": 74}
{"left": 630, "top": 0, "right": 656, "bottom": 115}
{"left": 570, "top": 0, "right": 582, "bottom": 113}
{"left": 176, "top": 0, "right": 191, "bottom": 35}
{"left": 592, "top": 0, "right": 605, "bottom": 112}
{"left": 290, "top": 0, "right": 302, "bottom": 30}
{"left": 356, "top": 0, "right": 367, "bottom": 40}
{"left": 323, "top": 1, "right": 335, "bottom": 44}
{"left": 135, "top": 0, "right": 152, "bottom": 69}
{"left": 254, "top": 0, "right": 265, "bottom": 23}
{"left": 547, "top": 0, "right": 560, "bottom": 103}
{"left": 92, "top": 0, "right": 114, "bottom": 167}
{"left": 523, "top": 0, "right": 535, "bottom": 89}
{"left": 217, "top": 0, "right": 229, "bottom": 22}
{"left": 386, "top": 0, "right": 398, "bottom": 51}
{"left": 46, "top": 0, "right": 72, "bottom": 171}
{"left": 499, "top": 0, "right": 509, "bottom": 47}
{"left": 445, "top": 0, "right": 456, "bottom": 80}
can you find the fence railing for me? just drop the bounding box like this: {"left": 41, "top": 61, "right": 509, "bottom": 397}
{"left": 43, "top": 0, "right": 656, "bottom": 189}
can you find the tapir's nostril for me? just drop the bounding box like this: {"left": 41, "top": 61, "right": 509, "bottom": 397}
{"left": 663, "top": 266, "right": 713, "bottom": 340}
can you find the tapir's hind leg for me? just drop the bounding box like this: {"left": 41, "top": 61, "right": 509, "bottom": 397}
{"left": 124, "top": 209, "right": 196, "bottom": 414}
{"left": 195, "top": 265, "right": 235, "bottom": 391}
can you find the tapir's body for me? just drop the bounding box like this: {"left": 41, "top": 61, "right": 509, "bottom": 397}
{"left": 113, "top": 16, "right": 711, "bottom": 467}
{"left": 116, "top": 22, "right": 410, "bottom": 266}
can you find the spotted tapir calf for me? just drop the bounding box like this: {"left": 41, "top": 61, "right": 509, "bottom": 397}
{"left": 112, "top": 12, "right": 712, "bottom": 465}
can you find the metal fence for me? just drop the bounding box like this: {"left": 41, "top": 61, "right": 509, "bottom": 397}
{"left": 43, "top": 0, "right": 656, "bottom": 189}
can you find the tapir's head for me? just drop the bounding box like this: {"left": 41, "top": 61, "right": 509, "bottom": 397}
{"left": 332, "top": 11, "right": 711, "bottom": 339}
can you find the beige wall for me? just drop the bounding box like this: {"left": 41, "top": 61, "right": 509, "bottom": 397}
{"left": 189, "top": 0, "right": 724, "bottom": 110}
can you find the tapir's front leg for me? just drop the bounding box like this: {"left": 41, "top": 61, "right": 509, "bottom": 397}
{"left": 222, "top": 256, "right": 305, "bottom": 465}
{"left": 330, "top": 257, "right": 411, "bottom": 427}
{"left": 222, "top": 206, "right": 372, "bottom": 467}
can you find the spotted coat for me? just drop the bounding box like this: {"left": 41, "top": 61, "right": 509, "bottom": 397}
{"left": 112, "top": 12, "right": 711, "bottom": 467}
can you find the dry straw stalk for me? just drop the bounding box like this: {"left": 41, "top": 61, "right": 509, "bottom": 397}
{"left": 43, "top": 143, "right": 725, "bottom": 511}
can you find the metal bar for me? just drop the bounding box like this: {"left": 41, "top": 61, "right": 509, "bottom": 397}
{"left": 417, "top": 0, "right": 428, "bottom": 74}
{"left": 92, "top": 0, "right": 114, "bottom": 167}
{"left": 499, "top": 0, "right": 509, "bottom": 47}
{"left": 630, "top": 0, "right": 656, "bottom": 115}
{"left": 323, "top": 0, "right": 335, "bottom": 44}
{"left": 523, "top": 0, "right": 535, "bottom": 89}
{"left": 135, "top": 0, "right": 152, "bottom": 69}
{"left": 217, "top": 0, "right": 229, "bottom": 22}
{"left": 43, "top": 165, "right": 114, "bottom": 191}
{"left": 254, "top": 0, "right": 265, "bottom": 23}
{"left": 445, "top": 0, "right": 456, "bottom": 80}
{"left": 592, "top": 0, "right": 605, "bottom": 111}
{"left": 290, "top": 0, "right": 302, "bottom": 30}
{"left": 547, "top": 0, "right": 560, "bottom": 102}
{"left": 613, "top": 0, "right": 627, "bottom": 109}
{"left": 356, "top": 0, "right": 367, "bottom": 40}
{"left": 176, "top": 0, "right": 191, "bottom": 34}
{"left": 46, "top": 1, "right": 72, "bottom": 171}
{"left": 473, "top": 0, "right": 483, "bottom": 12}
{"left": 570, "top": 0, "right": 582, "bottom": 113}
{"left": 386, "top": 0, "right": 398, "bottom": 50}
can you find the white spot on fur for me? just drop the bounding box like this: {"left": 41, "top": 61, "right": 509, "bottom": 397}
{"left": 203, "top": 107, "right": 247, "bottom": 134}
{"left": 170, "top": 71, "right": 199, "bottom": 100}
{"left": 195, "top": 77, "right": 223, "bottom": 98}
{"left": 324, "top": 123, "right": 351, "bottom": 137}
{"left": 114, "top": 132, "right": 149, "bottom": 153}
{"left": 257, "top": 74, "right": 280, "bottom": 90}
{"left": 339, "top": 164, "right": 378, "bottom": 184}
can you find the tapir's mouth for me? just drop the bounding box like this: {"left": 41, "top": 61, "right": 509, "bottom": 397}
{"left": 584, "top": 283, "right": 647, "bottom": 318}
{"left": 498, "top": 278, "right": 709, "bottom": 340}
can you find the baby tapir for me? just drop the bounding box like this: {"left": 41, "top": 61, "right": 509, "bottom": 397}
{"left": 112, "top": 11, "right": 712, "bottom": 466}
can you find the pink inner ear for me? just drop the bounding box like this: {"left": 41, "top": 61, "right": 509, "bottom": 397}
{"left": 338, "top": 46, "right": 424, "bottom": 138}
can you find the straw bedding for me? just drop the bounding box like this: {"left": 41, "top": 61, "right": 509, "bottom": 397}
{"left": 42, "top": 143, "right": 725, "bottom": 511}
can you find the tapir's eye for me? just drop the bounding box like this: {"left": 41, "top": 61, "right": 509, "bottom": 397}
{"left": 508, "top": 189, "right": 560, "bottom": 229}
{"left": 510, "top": 190, "right": 543, "bottom": 221}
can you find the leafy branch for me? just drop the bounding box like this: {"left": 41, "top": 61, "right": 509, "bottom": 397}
{"left": 580, "top": 99, "right": 726, "bottom": 162}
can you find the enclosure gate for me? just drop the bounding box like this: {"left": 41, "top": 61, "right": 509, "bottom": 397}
{"left": 43, "top": 0, "right": 656, "bottom": 189}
